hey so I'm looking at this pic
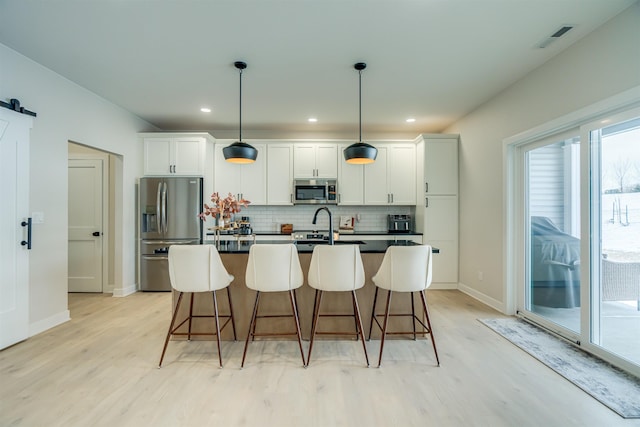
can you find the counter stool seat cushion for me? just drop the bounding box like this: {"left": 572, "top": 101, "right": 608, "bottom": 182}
{"left": 308, "top": 244, "right": 365, "bottom": 292}
{"left": 245, "top": 243, "right": 304, "bottom": 292}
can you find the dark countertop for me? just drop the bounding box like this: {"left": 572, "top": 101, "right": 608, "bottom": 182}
{"left": 206, "top": 230, "right": 422, "bottom": 236}
{"left": 208, "top": 239, "right": 438, "bottom": 254}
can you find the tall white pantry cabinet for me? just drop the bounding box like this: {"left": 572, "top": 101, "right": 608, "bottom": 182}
{"left": 415, "top": 134, "right": 459, "bottom": 286}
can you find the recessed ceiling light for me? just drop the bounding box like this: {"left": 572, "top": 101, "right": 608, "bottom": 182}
{"left": 200, "top": 107, "right": 211, "bottom": 113}
{"left": 308, "top": 118, "right": 318, "bottom": 123}
{"left": 406, "top": 118, "right": 416, "bottom": 123}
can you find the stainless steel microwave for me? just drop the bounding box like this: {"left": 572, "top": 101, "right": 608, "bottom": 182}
{"left": 293, "top": 179, "right": 337, "bottom": 205}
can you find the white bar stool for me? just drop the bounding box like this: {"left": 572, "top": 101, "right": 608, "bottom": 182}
{"left": 159, "top": 245, "right": 237, "bottom": 368}
{"left": 370, "top": 245, "right": 439, "bottom": 367}
{"left": 307, "top": 244, "right": 369, "bottom": 367}
{"left": 241, "top": 244, "right": 306, "bottom": 367}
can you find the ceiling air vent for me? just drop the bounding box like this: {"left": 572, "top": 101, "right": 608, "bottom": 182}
{"left": 536, "top": 25, "right": 574, "bottom": 49}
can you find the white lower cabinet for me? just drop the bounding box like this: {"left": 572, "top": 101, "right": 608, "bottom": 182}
{"left": 423, "top": 196, "right": 458, "bottom": 284}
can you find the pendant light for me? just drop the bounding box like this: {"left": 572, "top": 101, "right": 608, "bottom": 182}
{"left": 223, "top": 61, "right": 258, "bottom": 164}
{"left": 344, "top": 62, "right": 377, "bottom": 164}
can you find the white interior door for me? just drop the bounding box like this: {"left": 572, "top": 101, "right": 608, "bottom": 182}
{"left": 68, "top": 159, "right": 103, "bottom": 292}
{"left": 0, "top": 108, "right": 32, "bottom": 350}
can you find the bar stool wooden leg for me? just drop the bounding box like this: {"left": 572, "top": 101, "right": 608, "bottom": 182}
{"left": 188, "top": 293, "right": 195, "bottom": 340}
{"left": 289, "top": 290, "right": 306, "bottom": 367}
{"left": 307, "top": 290, "right": 323, "bottom": 367}
{"left": 226, "top": 286, "right": 237, "bottom": 341}
{"left": 351, "top": 290, "right": 370, "bottom": 367}
{"left": 377, "top": 290, "right": 393, "bottom": 367}
{"left": 352, "top": 292, "right": 360, "bottom": 341}
{"left": 368, "top": 287, "right": 379, "bottom": 340}
{"left": 411, "top": 292, "right": 417, "bottom": 341}
{"left": 241, "top": 291, "right": 261, "bottom": 368}
{"left": 420, "top": 290, "right": 440, "bottom": 366}
{"left": 159, "top": 292, "right": 184, "bottom": 368}
{"left": 212, "top": 290, "right": 223, "bottom": 368}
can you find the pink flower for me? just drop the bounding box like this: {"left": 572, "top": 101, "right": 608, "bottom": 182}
{"left": 199, "top": 192, "right": 250, "bottom": 220}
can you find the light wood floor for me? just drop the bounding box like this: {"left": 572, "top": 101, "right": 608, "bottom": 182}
{"left": 1, "top": 291, "right": 637, "bottom": 427}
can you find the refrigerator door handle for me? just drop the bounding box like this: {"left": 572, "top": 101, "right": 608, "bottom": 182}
{"left": 156, "top": 182, "right": 162, "bottom": 232}
{"left": 161, "top": 182, "right": 168, "bottom": 234}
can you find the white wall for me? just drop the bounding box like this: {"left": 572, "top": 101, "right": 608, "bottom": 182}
{"left": 446, "top": 4, "right": 640, "bottom": 309}
{"left": 1, "top": 43, "right": 155, "bottom": 333}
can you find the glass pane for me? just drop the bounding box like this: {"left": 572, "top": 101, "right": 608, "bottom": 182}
{"left": 526, "top": 137, "right": 581, "bottom": 333}
{"left": 591, "top": 117, "right": 640, "bottom": 366}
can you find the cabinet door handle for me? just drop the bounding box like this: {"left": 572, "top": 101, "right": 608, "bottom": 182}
{"left": 290, "top": 194, "right": 293, "bottom": 203}
{"left": 338, "top": 194, "right": 341, "bottom": 203}
{"left": 425, "top": 197, "right": 429, "bottom": 208}
{"left": 391, "top": 193, "right": 394, "bottom": 203}
{"left": 425, "top": 182, "right": 428, "bottom": 193}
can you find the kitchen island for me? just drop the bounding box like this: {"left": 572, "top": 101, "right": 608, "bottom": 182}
{"left": 170, "top": 240, "right": 437, "bottom": 340}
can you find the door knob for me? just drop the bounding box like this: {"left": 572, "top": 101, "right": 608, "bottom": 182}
{"left": 92, "top": 231, "right": 101, "bottom": 237}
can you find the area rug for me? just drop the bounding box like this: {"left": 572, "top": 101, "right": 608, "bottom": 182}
{"left": 479, "top": 317, "right": 640, "bottom": 418}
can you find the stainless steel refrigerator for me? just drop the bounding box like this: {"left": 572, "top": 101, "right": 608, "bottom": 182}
{"left": 138, "top": 177, "right": 203, "bottom": 291}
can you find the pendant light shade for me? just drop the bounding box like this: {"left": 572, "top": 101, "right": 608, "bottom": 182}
{"left": 344, "top": 62, "right": 377, "bottom": 164}
{"left": 223, "top": 61, "right": 258, "bottom": 164}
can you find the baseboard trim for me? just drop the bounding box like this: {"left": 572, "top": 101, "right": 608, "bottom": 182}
{"left": 112, "top": 284, "right": 137, "bottom": 297}
{"left": 457, "top": 282, "right": 505, "bottom": 313}
{"left": 429, "top": 282, "right": 459, "bottom": 290}
{"left": 29, "top": 310, "right": 70, "bottom": 337}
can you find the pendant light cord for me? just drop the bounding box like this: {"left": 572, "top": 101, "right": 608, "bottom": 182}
{"left": 239, "top": 67, "right": 243, "bottom": 143}
{"left": 358, "top": 68, "right": 362, "bottom": 143}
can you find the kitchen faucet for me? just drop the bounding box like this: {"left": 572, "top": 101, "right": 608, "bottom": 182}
{"left": 312, "top": 207, "right": 334, "bottom": 245}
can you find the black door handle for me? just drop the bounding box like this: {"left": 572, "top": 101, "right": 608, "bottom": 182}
{"left": 21, "top": 218, "right": 32, "bottom": 249}
{"left": 92, "top": 231, "right": 101, "bottom": 237}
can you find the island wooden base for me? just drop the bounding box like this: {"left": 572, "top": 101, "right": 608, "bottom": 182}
{"left": 170, "top": 253, "right": 429, "bottom": 341}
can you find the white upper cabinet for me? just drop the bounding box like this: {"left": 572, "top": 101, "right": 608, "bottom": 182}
{"left": 143, "top": 136, "right": 207, "bottom": 176}
{"left": 364, "top": 143, "right": 416, "bottom": 205}
{"left": 267, "top": 144, "right": 294, "bottom": 205}
{"left": 364, "top": 146, "right": 389, "bottom": 205}
{"left": 337, "top": 144, "right": 364, "bottom": 205}
{"left": 214, "top": 142, "right": 266, "bottom": 205}
{"left": 388, "top": 144, "right": 416, "bottom": 204}
{"left": 293, "top": 143, "right": 337, "bottom": 178}
{"left": 424, "top": 136, "right": 458, "bottom": 195}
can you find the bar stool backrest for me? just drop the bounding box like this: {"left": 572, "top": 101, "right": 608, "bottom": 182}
{"left": 168, "top": 245, "right": 233, "bottom": 292}
{"left": 245, "top": 244, "right": 303, "bottom": 292}
{"left": 372, "top": 245, "right": 433, "bottom": 292}
{"left": 308, "top": 245, "right": 365, "bottom": 291}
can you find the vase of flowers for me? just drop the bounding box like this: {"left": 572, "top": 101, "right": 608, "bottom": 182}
{"left": 199, "top": 192, "right": 250, "bottom": 229}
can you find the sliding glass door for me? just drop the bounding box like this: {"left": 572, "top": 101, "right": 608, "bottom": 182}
{"left": 512, "top": 106, "right": 640, "bottom": 375}
{"left": 521, "top": 132, "right": 581, "bottom": 336}
{"left": 586, "top": 113, "right": 640, "bottom": 367}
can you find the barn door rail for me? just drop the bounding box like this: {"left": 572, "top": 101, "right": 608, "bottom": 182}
{"left": 1, "top": 98, "right": 37, "bottom": 117}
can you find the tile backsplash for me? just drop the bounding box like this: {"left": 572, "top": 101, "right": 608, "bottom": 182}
{"left": 234, "top": 205, "right": 414, "bottom": 233}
